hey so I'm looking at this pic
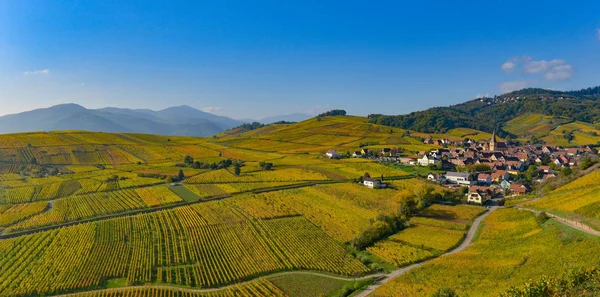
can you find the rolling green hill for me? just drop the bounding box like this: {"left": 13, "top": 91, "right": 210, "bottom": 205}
{"left": 368, "top": 86, "right": 600, "bottom": 141}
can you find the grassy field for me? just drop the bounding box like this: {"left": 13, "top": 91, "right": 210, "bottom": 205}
{"left": 268, "top": 274, "right": 374, "bottom": 297}
{"left": 371, "top": 208, "right": 600, "bottom": 297}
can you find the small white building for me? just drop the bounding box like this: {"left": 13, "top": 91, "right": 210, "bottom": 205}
{"left": 467, "top": 190, "right": 489, "bottom": 204}
{"left": 445, "top": 172, "right": 474, "bottom": 186}
{"left": 418, "top": 155, "right": 440, "bottom": 167}
{"left": 363, "top": 177, "right": 385, "bottom": 189}
{"left": 325, "top": 150, "right": 340, "bottom": 159}
{"left": 427, "top": 173, "right": 446, "bottom": 184}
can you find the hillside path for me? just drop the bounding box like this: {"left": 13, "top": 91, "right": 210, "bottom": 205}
{"left": 51, "top": 271, "right": 385, "bottom": 296}
{"left": 517, "top": 207, "right": 600, "bottom": 236}
{"left": 353, "top": 206, "right": 497, "bottom": 297}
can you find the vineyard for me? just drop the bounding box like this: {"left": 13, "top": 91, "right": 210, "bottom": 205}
{"left": 0, "top": 124, "right": 596, "bottom": 297}
{"left": 527, "top": 170, "right": 600, "bottom": 230}
{"left": 60, "top": 278, "right": 289, "bottom": 297}
{"left": 371, "top": 208, "right": 600, "bottom": 297}
{"left": 0, "top": 202, "right": 368, "bottom": 296}
{"left": 7, "top": 187, "right": 185, "bottom": 232}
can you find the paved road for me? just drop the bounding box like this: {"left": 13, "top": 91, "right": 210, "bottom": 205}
{"left": 354, "top": 206, "right": 498, "bottom": 297}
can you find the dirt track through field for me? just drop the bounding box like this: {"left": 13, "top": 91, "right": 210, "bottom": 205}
{"left": 354, "top": 206, "right": 497, "bottom": 297}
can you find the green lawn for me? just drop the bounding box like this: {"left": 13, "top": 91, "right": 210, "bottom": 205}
{"left": 104, "top": 278, "right": 128, "bottom": 288}
{"left": 169, "top": 184, "right": 202, "bottom": 202}
{"left": 267, "top": 274, "right": 375, "bottom": 297}
{"left": 389, "top": 164, "right": 443, "bottom": 177}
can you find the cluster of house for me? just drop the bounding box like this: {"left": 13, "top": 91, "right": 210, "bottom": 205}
{"left": 428, "top": 171, "right": 529, "bottom": 204}
{"left": 324, "top": 131, "right": 598, "bottom": 203}
{"left": 419, "top": 132, "right": 597, "bottom": 204}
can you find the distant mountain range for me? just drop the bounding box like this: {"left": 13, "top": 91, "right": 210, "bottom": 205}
{"left": 0, "top": 104, "right": 313, "bottom": 136}
{"left": 0, "top": 104, "right": 241, "bottom": 137}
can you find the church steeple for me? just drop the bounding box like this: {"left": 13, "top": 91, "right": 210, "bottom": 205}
{"left": 489, "top": 130, "right": 496, "bottom": 151}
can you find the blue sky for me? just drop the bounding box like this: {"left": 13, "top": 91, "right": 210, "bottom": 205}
{"left": 1, "top": 1, "right": 599, "bottom": 119}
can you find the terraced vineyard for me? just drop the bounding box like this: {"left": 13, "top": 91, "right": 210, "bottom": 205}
{"left": 527, "top": 170, "right": 600, "bottom": 230}
{"left": 0, "top": 120, "right": 598, "bottom": 297}
{"left": 371, "top": 208, "right": 600, "bottom": 296}
{"left": 0, "top": 202, "right": 367, "bottom": 296}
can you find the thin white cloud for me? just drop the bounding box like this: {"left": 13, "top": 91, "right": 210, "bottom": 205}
{"left": 545, "top": 64, "right": 573, "bottom": 81}
{"left": 523, "top": 59, "right": 565, "bottom": 74}
{"left": 501, "top": 61, "right": 516, "bottom": 72}
{"left": 500, "top": 81, "right": 528, "bottom": 93}
{"left": 202, "top": 106, "right": 222, "bottom": 113}
{"left": 24, "top": 69, "right": 50, "bottom": 75}
{"left": 501, "top": 56, "right": 574, "bottom": 81}
{"left": 597, "top": 28, "right": 600, "bottom": 40}
{"left": 475, "top": 93, "right": 490, "bottom": 99}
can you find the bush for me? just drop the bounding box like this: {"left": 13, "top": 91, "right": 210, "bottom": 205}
{"left": 536, "top": 211, "right": 549, "bottom": 225}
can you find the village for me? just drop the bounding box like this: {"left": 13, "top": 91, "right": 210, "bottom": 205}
{"left": 325, "top": 131, "right": 599, "bottom": 205}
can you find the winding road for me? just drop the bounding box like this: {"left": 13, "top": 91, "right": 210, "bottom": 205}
{"left": 51, "top": 207, "right": 498, "bottom": 297}
{"left": 354, "top": 206, "right": 497, "bottom": 297}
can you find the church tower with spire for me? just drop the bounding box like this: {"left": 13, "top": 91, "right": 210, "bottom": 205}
{"left": 489, "top": 130, "right": 497, "bottom": 152}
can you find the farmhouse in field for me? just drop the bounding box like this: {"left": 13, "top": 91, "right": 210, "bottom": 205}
{"left": 363, "top": 177, "right": 386, "bottom": 189}
{"left": 325, "top": 150, "right": 339, "bottom": 159}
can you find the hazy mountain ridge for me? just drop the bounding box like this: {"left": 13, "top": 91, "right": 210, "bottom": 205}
{"left": 0, "top": 104, "right": 241, "bottom": 137}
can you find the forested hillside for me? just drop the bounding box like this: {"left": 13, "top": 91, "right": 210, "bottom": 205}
{"left": 368, "top": 86, "right": 600, "bottom": 136}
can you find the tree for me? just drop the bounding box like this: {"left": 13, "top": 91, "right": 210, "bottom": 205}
{"left": 183, "top": 155, "right": 194, "bottom": 166}
{"left": 535, "top": 211, "right": 549, "bottom": 225}
{"left": 560, "top": 167, "right": 573, "bottom": 177}
{"left": 317, "top": 109, "right": 347, "bottom": 117}
{"left": 580, "top": 157, "right": 596, "bottom": 170}
{"left": 29, "top": 157, "right": 38, "bottom": 165}
{"left": 398, "top": 197, "right": 417, "bottom": 220}
{"left": 364, "top": 172, "right": 371, "bottom": 178}
{"left": 166, "top": 176, "right": 174, "bottom": 183}
{"left": 541, "top": 153, "right": 551, "bottom": 166}
{"left": 259, "top": 161, "right": 273, "bottom": 171}
{"left": 234, "top": 163, "right": 241, "bottom": 176}
{"left": 178, "top": 169, "right": 185, "bottom": 181}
